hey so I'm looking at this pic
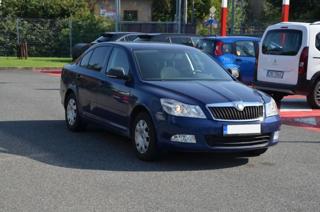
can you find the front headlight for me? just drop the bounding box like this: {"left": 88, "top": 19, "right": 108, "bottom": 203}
{"left": 160, "top": 98, "right": 206, "bottom": 119}
{"left": 265, "top": 98, "right": 279, "bottom": 117}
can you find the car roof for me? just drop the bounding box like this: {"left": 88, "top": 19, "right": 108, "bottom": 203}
{"left": 203, "top": 36, "right": 260, "bottom": 42}
{"left": 95, "top": 42, "right": 196, "bottom": 51}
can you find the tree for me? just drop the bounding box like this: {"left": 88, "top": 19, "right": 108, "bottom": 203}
{"left": 0, "top": 0, "right": 89, "bottom": 18}
{"left": 151, "top": 0, "right": 219, "bottom": 23}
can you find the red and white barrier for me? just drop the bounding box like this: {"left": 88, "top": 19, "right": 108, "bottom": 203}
{"left": 282, "top": 0, "right": 290, "bottom": 22}
{"left": 220, "top": 0, "right": 228, "bottom": 36}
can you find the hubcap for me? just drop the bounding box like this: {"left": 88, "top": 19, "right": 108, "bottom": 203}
{"left": 66, "top": 98, "right": 77, "bottom": 126}
{"left": 134, "top": 120, "right": 150, "bottom": 154}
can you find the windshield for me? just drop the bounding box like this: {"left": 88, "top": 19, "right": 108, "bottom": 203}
{"left": 262, "top": 29, "right": 302, "bottom": 55}
{"left": 134, "top": 49, "right": 232, "bottom": 81}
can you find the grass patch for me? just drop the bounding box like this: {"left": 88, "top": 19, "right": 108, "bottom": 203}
{"left": 0, "top": 57, "right": 72, "bottom": 68}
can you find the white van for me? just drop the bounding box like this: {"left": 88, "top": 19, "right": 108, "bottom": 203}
{"left": 255, "top": 22, "right": 320, "bottom": 108}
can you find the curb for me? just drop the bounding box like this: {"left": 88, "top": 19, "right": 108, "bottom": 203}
{"left": 0, "top": 67, "right": 62, "bottom": 74}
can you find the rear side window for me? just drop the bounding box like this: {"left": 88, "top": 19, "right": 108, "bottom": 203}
{"left": 87, "top": 47, "right": 112, "bottom": 71}
{"left": 262, "top": 29, "right": 302, "bottom": 56}
{"left": 170, "top": 37, "right": 194, "bottom": 47}
{"left": 316, "top": 33, "right": 320, "bottom": 51}
{"left": 198, "top": 39, "right": 215, "bottom": 54}
{"left": 235, "top": 41, "right": 255, "bottom": 57}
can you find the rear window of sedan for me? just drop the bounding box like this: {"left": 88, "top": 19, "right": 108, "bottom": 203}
{"left": 262, "top": 29, "right": 302, "bottom": 56}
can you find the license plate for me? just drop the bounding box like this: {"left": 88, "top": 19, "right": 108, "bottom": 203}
{"left": 267, "top": 70, "right": 284, "bottom": 79}
{"left": 223, "top": 124, "right": 261, "bottom": 135}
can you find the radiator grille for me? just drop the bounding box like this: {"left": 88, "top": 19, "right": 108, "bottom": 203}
{"left": 208, "top": 105, "right": 263, "bottom": 121}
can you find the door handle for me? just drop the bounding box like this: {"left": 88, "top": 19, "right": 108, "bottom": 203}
{"left": 76, "top": 74, "right": 81, "bottom": 79}
{"left": 235, "top": 58, "right": 242, "bottom": 62}
{"left": 313, "top": 57, "right": 320, "bottom": 59}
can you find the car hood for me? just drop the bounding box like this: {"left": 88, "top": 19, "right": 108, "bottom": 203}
{"left": 144, "top": 80, "right": 265, "bottom": 105}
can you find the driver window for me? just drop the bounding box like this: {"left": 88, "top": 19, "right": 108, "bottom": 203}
{"left": 107, "top": 48, "right": 130, "bottom": 74}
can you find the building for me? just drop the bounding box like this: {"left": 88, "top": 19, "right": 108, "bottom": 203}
{"left": 95, "top": 0, "right": 152, "bottom": 22}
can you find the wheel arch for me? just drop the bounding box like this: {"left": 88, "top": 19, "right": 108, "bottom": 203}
{"left": 129, "top": 104, "right": 153, "bottom": 136}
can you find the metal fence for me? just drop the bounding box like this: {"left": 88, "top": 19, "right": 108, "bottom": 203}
{"left": 0, "top": 17, "right": 265, "bottom": 57}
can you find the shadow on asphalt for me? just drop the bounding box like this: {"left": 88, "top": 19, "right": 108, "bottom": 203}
{"left": 0, "top": 120, "right": 248, "bottom": 171}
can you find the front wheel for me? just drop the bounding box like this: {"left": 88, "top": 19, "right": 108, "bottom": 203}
{"left": 132, "top": 112, "right": 159, "bottom": 161}
{"left": 307, "top": 80, "right": 320, "bottom": 109}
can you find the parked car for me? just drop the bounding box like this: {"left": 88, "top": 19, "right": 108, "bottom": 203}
{"left": 71, "top": 32, "right": 144, "bottom": 60}
{"left": 197, "top": 36, "right": 260, "bottom": 85}
{"left": 134, "top": 33, "right": 202, "bottom": 47}
{"left": 255, "top": 22, "right": 320, "bottom": 108}
{"left": 60, "top": 42, "right": 281, "bottom": 161}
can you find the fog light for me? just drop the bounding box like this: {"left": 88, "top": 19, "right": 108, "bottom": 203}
{"left": 170, "top": 134, "right": 196, "bottom": 143}
{"left": 273, "top": 131, "right": 280, "bottom": 141}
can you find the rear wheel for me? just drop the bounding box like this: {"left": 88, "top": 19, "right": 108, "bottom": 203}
{"left": 65, "top": 93, "right": 87, "bottom": 132}
{"left": 132, "top": 112, "right": 159, "bottom": 161}
{"left": 307, "top": 80, "right": 320, "bottom": 109}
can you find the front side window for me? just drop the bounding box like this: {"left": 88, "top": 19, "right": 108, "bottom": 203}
{"left": 107, "top": 48, "right": 130, "bottom": 74}
{"left": 87, "top": 47, "right": 112, "bottom": 71}
{"left": 235, "top": 41, "right": 255, "bottom": 57}
{"left": 316, "top": 33, "right": 320, "bottom": 51}
{"left": 134, "top": 49, "right": 232, "bottom": 81}
{"left": 80, "top": 50, "right": 93, "bottom": 67}
{"left": 262, "top": 29, "right": 302, "bottom": 55}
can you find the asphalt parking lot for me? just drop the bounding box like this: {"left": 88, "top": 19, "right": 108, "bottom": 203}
{"left": 1, "top": 69, "right": 320, "bottom": 212}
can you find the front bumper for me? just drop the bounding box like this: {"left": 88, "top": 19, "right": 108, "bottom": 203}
{"left": 154, "top": 113, "right": 281, "bottom": 153}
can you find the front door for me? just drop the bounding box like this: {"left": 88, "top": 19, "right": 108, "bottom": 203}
{"left": 96, "top": 47, "right": 132, "bottom": 131}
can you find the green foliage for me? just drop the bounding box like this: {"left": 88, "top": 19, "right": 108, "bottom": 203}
{"left": 0, "top": 0, "right": 88, "bottom": 18}
{"left": 0, "top": 0, "right": 113, "bottom": 57}
{"left": 151, "top": 0, "right": 218, "bottom": 23}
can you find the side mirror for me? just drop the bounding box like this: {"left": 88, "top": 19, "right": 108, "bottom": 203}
{"left": 107, "top": 67, "right": 127, "bottom": 80}
{"left": 228, "top": 68, "right": 240, "bottom": 79}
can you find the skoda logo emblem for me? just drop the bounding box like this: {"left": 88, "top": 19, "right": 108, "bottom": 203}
{"left": 234, "top": 102, "right": 245, "bottom": 111}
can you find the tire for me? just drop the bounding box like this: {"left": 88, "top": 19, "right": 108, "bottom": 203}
{"left": 65, "top": 93, "right": 87, "bottom": 132}
{"left": 243, "top": 148, "right": 268, "bottom": 157}
{"left": 132, "top": 112, "right": 159, "bottom": 161}
{"left": 307, "top": 80, "right": 320, "bottom": 109}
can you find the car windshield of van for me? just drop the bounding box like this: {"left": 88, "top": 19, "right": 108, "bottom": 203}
{"left": 262, "top": 29, "right": 302, "bottom": 55}
{"left": 134, "top": 49, "right": 233, "bottom": 81}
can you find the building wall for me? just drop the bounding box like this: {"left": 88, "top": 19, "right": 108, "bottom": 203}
{"left": 95, "top": 0, "right": 152, "bottom": 22}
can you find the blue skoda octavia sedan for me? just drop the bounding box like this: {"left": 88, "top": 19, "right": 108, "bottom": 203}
{"left": 60, "top": 42, "right": 281, "bottom": 161}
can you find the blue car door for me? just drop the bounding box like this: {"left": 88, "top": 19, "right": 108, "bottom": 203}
{"left": 95, "top": 47, "right": 132, "bottom": 134}
{"left": 234, "top": 40, "right": 257, "bottom": 84}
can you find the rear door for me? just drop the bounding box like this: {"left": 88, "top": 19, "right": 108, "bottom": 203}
{"left": 258, "top": 28, "right": 304, "bottom": 85}
{"left": 307, "top": 25, "right": 320, "bottom": 80}
{"left": 77, "top": 46, "right": 112, "bottom": 116}
{"left": 234, "top": 40, "right": 257, "bottom": 84}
